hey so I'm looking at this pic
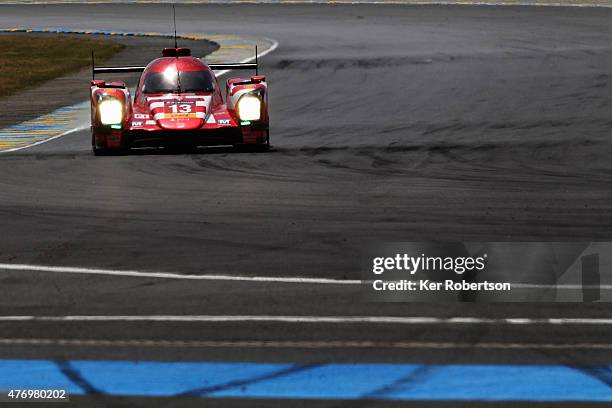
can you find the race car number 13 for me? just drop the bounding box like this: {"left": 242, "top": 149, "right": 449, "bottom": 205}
{"left": 170, "top": 104, "right": 193, "bottom": 113}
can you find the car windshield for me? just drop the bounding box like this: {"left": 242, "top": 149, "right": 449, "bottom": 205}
{"left": 142, "top": 70, "right": 214, "bottom": 94}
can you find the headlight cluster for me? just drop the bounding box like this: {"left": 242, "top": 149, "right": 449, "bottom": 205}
{"left": 236, "top": 95, "right": 262, "bottom": 122}
{"left": 99, "top": 99, "right": 124, "bottom": 125}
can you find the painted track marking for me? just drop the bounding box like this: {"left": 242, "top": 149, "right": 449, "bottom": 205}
{"left": 2, "top": 1, "right": 612, "bottom": 6}
{"left": 2, "top": 262, "right": 612, "bottom": 291}
{"left": 212, "top": 36, "right": 278, "bottom": 77}
{"left": 0, "top": 126, "right": 88, "bottom": 153}
{"left": 0, "top": 263, "right": 359, "bottom": 284}
{"left": 0, "top": 315, "right": 611, "bottom": 325}
{"left": 0, "top": 359, "right": 609, "bottom": 402}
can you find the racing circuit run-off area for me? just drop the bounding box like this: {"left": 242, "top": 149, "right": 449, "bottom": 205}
{"left": 0, "top": 1, "right": 612, "bottom": 407}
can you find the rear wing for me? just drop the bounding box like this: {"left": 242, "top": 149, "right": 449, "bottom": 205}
{"left": 92, "top": 46, "right": 261, "bottom": 78}
{"left": 93, "top": 63, "right": 258, "bottom": 76}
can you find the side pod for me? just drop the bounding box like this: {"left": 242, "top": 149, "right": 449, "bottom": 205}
{"left": 90, "top": 80, "right": 131, "bottom": 152}
{"left": 226, "top": 76, "right": 269, "bottom": 147}
{"left": 226, "top": 76, "right": 268, "bottom": 113}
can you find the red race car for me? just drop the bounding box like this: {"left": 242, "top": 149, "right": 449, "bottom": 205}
{"left": 90, "top": 47, "right": 269, "bottom": 155}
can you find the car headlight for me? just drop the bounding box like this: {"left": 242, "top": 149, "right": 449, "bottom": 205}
{"left": 99, "top": 99, "right": 124, "bottom": 125}
{"left": 237, "top": 95, "right": 262, "bottom": 122}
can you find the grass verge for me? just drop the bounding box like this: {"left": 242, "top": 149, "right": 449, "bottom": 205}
{"left": 0, "top": 34, "right": 125, "bottom": 97}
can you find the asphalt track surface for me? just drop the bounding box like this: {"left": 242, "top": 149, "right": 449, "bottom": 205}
{"left": 0, "top": 3, "right": 611, "bottom": 407}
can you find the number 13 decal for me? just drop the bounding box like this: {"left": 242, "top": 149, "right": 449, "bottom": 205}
{"left": 170, "top": 104, "right": 192, "bottom": 113}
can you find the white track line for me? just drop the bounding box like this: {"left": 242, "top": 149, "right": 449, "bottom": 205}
{"left": 0, "top": 263, "right": 360, "bottom": 285}
{"left": 213, "top": 37, "right": 278, "bottom": 78}
{"left": 0, "top": 125, "right": 88, "bottom": 154}
{"left": 2, "top": 262, "right": 611, "bottom": 290}
{"left": 0, "top": 315, "right": 611, "bottom": 325}
{"left": 2, "top": 1, "right": 612, "bottom": 7}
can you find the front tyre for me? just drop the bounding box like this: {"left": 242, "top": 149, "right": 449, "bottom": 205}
{"left": 234, "top": 130, "right": 270, "bottom": 152}
{"left": 92, "top": 130, "right": 128, "bottom": 156}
